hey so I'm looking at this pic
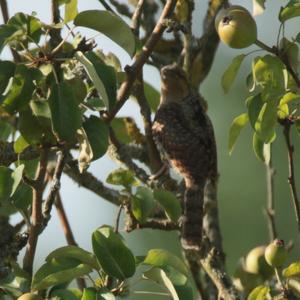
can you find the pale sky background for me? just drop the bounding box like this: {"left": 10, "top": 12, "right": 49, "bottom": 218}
{"left": 1, "top": 1, "right": 300, "bottom": 298}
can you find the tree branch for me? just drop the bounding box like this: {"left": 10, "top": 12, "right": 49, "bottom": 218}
{"left": 42, "top": 151, "right": 66, "bottom": 228}
{"left": 131, "top": 0, "right": 145, "bottom": 36}
{"left": 108, "top": 127, "right": 149, "bottom": 184}
{"left": 23, "top": 149, "right": 48, "bottom": 276}
{"left": 264, "top": 145, "right": 277, "bottom": 241}
{"left": 0, "top": 142, "right": 39, "bottom": 167}
{"left": 55, "top": 192, "right": 86, "bottom": 290}
{"left": 197, "top": 241, "right": 239, "bottom": 300}
{"left": 130, "top": 1, "right": 164, "bottom": 174}
{"left": 282, "top": 119, "right": 300, "bottom": 231}
{"left": 103, "top": 0, "right": 178, "bottom": 122}
{"left": 108, "top": 0, "right": 132, "bottom": 18}
{"left": 125, "top": 218, "right": 178, "bottom": 232}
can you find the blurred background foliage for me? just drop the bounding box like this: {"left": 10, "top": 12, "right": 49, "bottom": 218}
{"left": 1, "top": 0, "right": 300, "bottom": 298}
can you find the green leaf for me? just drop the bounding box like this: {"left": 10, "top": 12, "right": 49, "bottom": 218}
{"left": 0, "top": 119, "right": 13, "bottom": 140}
{"left": 0, "top": 24, "right": 18, "bottom": 52}
{"left": 32, "top": 257, "right": 93, "bottom": 291}
{"left": 92, "top": 226, "right": 136, "bottom": 279}
{"left": 221, "top": 54, "right": 246, "bottom": 94}
{"left": 19, "top": 109, "right": 46, "bottom": 145}
{"left": 46, "top": 245, "right": 99, "bottom": 270}
{"left": 228, "top": 113, "right": 249, "bottom": 155}
{"left": 85, "top": 52, "right": 117, "bottom": 109}
{"left": 164, "top": 265, "right": 187, "bottom": 286}
{"left": 280, "top": 92, "right": 300, "bottom": 105}
{"left": 65, "top": 77, "right": 87, "bottom": 104}
{"left": 10, "top": 164, "right": 24, "bottom": 197}
{"left": 65, "top": 0, "right": 78, "bottom": 23}
{"left": 50, "top": 288, "right": 82, "bottom": 300}
{"left": 153, "top": 189, "right": 181, "bottom": 222}
{"left": 175, "top": 282, "right": 194, "bottom": 300}
{"left": 83, "top": 116, "right": 109, "bottom": 161}
{"left": 255, "top": 100, "right": 277, "bottom": 143}
{"left": 49, "top": 82, "right": 82, "bottom": 142}
{"left": 252, "top": 55, "right": 285, "bottom": 95}
{"left": 14, "top": 135, "right": 29, "bottom": 154}
{"left": 0, "top": 61, "right": 15, "bottom": 94}
{"left": 11, "top": 182, "right": 32, "bottom": 213}
{"left": 295, "top": 119, "right": 300, "bottom": 135}
{"left": 253, "top": 0, "right": 266, "bottom": 16}
{"left": 0, "top": 166, "right": 13, "bottom": 202}
{"left": 246, "top": 94, "right": 263, "bottom": 130}
{"left": 283, "top": 262, "right": 300, "bottom": 278}
{"left": 253, "top": 133, "right": 265, "bottom": 162}
{"left": 143, "top": 249, "right": 188, "bottom": 276}
{"left": 0, "top": 272, "right": 30, "bottom": 297}
{"left": 143, "top": 268, "right": 179, "bottom": 300}
{"left": 75, "top": 51, "right": 110, "bottom": 109}
{"left": 247, "top": 285, "right": 270, "bottom": 300}
{"left": 1, "top": 65, "right": 35, "bottom": 113}
{"left": 74, "top": 10, "right": 135, "bottom": 57}
{"left": 106, "top": 168, "right": 139, "bottom": 188}
{"left": 132, "top": 186, "right": 155, "bottom": 223}
{"left": 279, "top": 0, "right": 300, "bottom": 22}
{"left": 30, "top": 99, "right": 52, "bottom": 119}
{"left": 144, "top": 82, "right": 160, "bottom": 111}
{"left": 81, "top": 288, "right": 115, "bottom": 300}
{"left": 110, "top": 118, "right": 131, "bottom": 143}
{"left": 81, "top": 288, "right": 97, "bottom": 300}
{"left": 85, "top": 97, "right": 105, "bottom": 111}
{"left": 7, "top": 12, "right": 42, "bottom": 44}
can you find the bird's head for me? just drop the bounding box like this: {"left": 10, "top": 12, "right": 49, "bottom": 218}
{"left": 160, "top": 63, "right": 190, "bottom": 103}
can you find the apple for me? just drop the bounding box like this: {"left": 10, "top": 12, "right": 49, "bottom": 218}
{"left": 245, "top": 245, "right": 273, "bottom": 279}
{"left": 215, "top": 5, "right": 257, "bottom": 49}
{"left": 265, "top": 239, "right": 288, "bottom": 268}
{"left": 17, "top": 293, "right": 43, "bottom": 300}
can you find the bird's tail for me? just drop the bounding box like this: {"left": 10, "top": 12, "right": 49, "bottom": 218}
{"left": 181, "top": 183, "right": 205, "bottom": 250}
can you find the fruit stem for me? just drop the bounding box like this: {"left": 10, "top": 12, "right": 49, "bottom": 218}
{"left": 275, "top": 267, "right": 287, "bottom": 293}
{"left": 255, "top": 39, "right": 277, "bottom": 55}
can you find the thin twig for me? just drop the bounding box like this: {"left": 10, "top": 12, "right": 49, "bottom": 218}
{"left": 23, "top": 149, "right": 48, "bottom": 275}
{"left": 108, "top": 127, "right": 149, "bottom": 183}
{"left": 0, "top": 142, "right": 39, "bottom": 166}
{"left": 103, "top": 0, "right": 178, "bottom": 122}
{"left": 55, "top": 192, "right": 86, "bottom": 290}
{"left": 42, "top": 151, "right": 66, "bottom": 228}
{"left": 0, "top": 0, "right": 9, "bottom": 23}
{"left": 186, "top": 237, "right": 239, "bottom": 300}
{"left": 114, "top": 204, "right": 123, "bottom": 234}
{"left": 282, "top": 120, "right": 300, "bottom": 231}
{"left": 108, "top": 0, "right": 132, "bottom": 18}
{"left": 131, "top": 0, "right": 145, "bottom": 36}
{"left": 133, "top": 73, "right": 163, "bottom": 174}
{"left": 125, "top": 218, "right": 178, "bottom": 232}
{"left": 98, "top": 0, "right": 117, "bottom": 14}
{"left": 182, "top": 1, "right": 194, "bottom": 74}
{"left": 264, "top": 145, "right": 277, "bottom": 241}
{"left": 130, "top": 0, "right": 163, "bottom": 174}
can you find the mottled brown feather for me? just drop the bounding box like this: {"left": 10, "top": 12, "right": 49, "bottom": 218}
{"left": 152, "top": 66, "right": 217, "bottom": 249}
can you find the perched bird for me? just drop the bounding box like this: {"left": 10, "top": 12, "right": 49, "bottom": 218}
{"left": 152, "top": 63, "right": 217, "bottom": 249}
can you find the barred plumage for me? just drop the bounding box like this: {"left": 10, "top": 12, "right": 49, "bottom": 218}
{"left": 152, "top": 64, "right": 217, "bottom": 249}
